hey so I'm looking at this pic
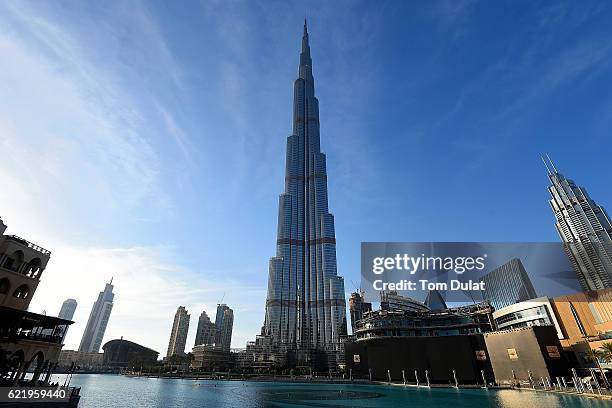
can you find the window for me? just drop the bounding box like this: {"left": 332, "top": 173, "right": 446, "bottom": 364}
{"left": 589, "top": 303, "right": 603, "bottom": 324}
{"left": 13, "top": 284, "right": 30, "bottom": 299}
{"left": 24, "top": 258, "right": 42, "bottom": 278}
{"left": 569, "top": 302, "right": 587, "bottom": 337}
{"left": 3, "top": 250, "right": 24, "bottom": 272}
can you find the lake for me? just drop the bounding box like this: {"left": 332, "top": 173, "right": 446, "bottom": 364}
{"left": 52, "top": 374, "right": 609, "bottom": 407}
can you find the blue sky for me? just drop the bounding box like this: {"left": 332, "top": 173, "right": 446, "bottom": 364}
{"left": 1, "top": 0, "right": 611, "bottom": 354}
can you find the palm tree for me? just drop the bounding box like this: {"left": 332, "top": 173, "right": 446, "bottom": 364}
{"left": 599, "top": 342, "right": 612, "bottom": 363}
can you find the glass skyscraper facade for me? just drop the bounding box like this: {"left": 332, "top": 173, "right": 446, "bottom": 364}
{"left": 545, "top": 157, "right": 612, "bottom": 290}
{"left": 78, "top": 281, "right": 114, "bottom": 353}
{"left": 215, "top": 304, "right": 233, "bottom": 351}
{"left": 194, "top": 310, "right": 215, "bottom": 347}
{"left": 58, "top": 298, "right": 77, "bottom": 320}
{"left": 481, "top": 257, "right": 537, "bottom": 310}
{"left": 262, "top": 21, "right": 348, "bottom": 366}
{"left": 58, "top": 298, "right": 77, "bottom": 340}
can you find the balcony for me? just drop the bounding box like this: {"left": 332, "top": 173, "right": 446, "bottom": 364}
{"left": 5, "top": 235, "right": 51, "bottom": 256}
{"left": 0, "top": 306, "right": 73, "bottom": 345}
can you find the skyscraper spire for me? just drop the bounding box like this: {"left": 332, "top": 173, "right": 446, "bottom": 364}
{"left": 546, "top": 153, "right": 558, "bottom": 173}
{"left": 300, "top": 19, "right": 312, "bottom": 81}
{"left": 541, "top": 155, "right": 552, "bottom": 175}
{"left": 302, "top": 19, "right": 309, "bottom": 50}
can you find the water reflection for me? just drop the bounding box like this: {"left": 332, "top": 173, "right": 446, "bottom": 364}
{"left": 50, "top": 374, "right": 611, "bottom": 408}
{"left": 495, "top": 389, "right": 607, "bottom": 408}
{"left": 259, "top": 388, "right": 383, "bottom": 407}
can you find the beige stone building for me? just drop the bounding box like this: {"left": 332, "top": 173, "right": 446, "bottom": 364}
{"left": 0, "top": 216, "right": 74, "bottom": 386}
{"left": 191, "top": 344, "right": 232, "bottom": 371}
{"left": 552, "top": 289, "right": 612, "bottom": 365}
{"left": 58, "top": 350, "right": 104, "bottom": 369}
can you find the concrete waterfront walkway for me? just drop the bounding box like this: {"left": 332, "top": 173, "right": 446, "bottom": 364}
{"left": 384, "top": 380, "right": 612, "bottom": 401}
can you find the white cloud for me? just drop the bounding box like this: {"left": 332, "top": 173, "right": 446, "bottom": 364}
{"left": 0, "top": 10, "right": 164, "bottom": 222}
{"left": 26, "top": 242, "right": 265, "bottom": 354}
{"left": 0, "top": 1, "right": 265, "bottom": 354}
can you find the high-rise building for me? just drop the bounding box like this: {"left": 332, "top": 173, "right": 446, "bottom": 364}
{"left": 481, "top": 258, "right": 537, "bottom": 310}
{"left": 349, "top": 292, "right": 372, "bottom": 333}
{"left": 58, "top": 298, "right": 77, "bottom": 340}
{"left": 215, "top": 304, "right": 233, "bottom": 351}
{"left": 78, "top": 280, "right": 114, "bottom": 353}
{"left": 167, "top": 306, "right": 190, "bottom": 357}
{"left": 544, "top": 156, "right": 612, "bottom": 290}
{"left": 194, "top": 310, "right": 215, "bottom": 346}
{"left": 262, "top": 20, "right": 348, "bottom": 368}
{"left": 59, "top": 298, "right": 77, "bottom": 320}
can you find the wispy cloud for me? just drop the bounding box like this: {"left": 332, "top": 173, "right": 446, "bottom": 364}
{"left": 25, "top": 240, "right": 265, "bottom": 353}
{"left": 428, "top": 0, "right": 476, "bottom": 26}
{"left": 156, "top": 102, "right": 198, "bottom": 169}
{"left": 127, "top": 1, "right": 185, "bottom": 91}
{"left": 0, "top": 2, "right": 167, "bottom": 218}
{"left": 0, "top": 1, "right": 268, "bottom": 352}
{"left": 425, "top": 0, "right": 477, "bottom": 42}
{"left": 493, "top": 38, "right": 612, "bottom": 123}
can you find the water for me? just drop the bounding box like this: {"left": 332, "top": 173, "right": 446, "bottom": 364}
{"left": 52, "top": 374, "right": 608, "bottom": 408}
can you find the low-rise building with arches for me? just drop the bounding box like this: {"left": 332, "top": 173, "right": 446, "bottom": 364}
{"left": 0, "top": 216, "right": 76, "bottom": 393}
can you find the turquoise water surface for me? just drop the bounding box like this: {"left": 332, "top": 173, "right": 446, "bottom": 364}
{"left": 53, "top": 374, "right": 608, "bottom": 408}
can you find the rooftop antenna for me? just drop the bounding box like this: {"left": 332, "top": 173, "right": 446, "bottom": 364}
{"left": 218, "top": 292, "right": 225, "bottom": 305}
{"left": 109, "top": 276, "right": 113, "bottom": 285}
{"left": 541, "top": 155, "right": 552, "bottom": 175}
{"left": 546, "top": 153, "right": 558, "bottom": 173}
{"left": 350, "top": 279, "right": 360, "bottom": 293}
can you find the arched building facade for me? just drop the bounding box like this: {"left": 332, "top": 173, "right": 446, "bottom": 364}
{"left": 0, "top": 216, "right": 73, "bottom": 386}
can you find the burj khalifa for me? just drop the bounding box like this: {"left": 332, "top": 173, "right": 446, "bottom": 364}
{"left": 263, "top": 21, "right": 348, "bottom": 367}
